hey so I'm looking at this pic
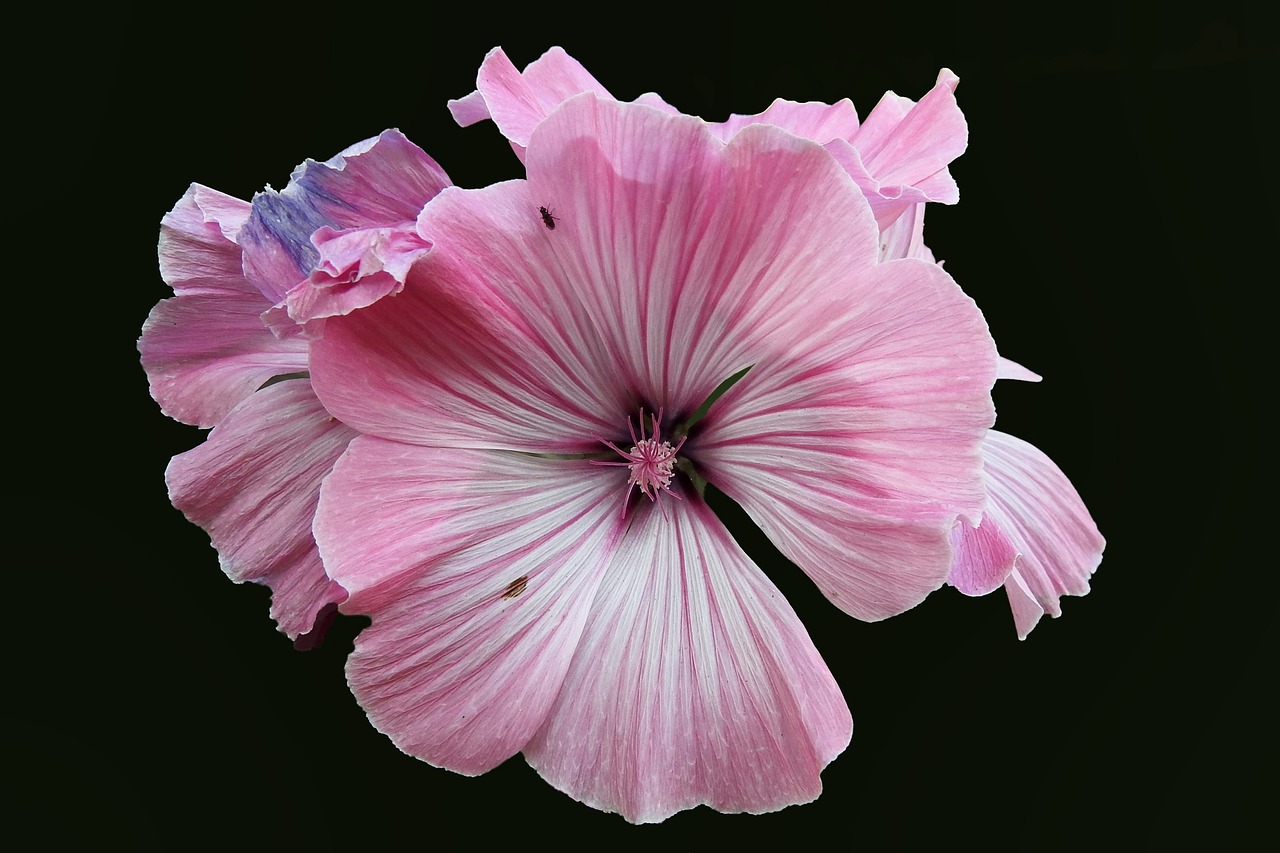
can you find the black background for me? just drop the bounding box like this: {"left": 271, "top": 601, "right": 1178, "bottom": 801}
{"left": 20, "top": 1, "right": 1270, "bottom": 847}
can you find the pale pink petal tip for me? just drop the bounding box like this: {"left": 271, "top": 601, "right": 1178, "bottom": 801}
{"left": 998, "top": 356, "right": 1043, "bottom": 382}
{"left": 165, "top": 381, "right": 356, "bottom": 639}
{"left": 948, "top": 514, "right": 1019, "bottom": 597}
{"left": 978, "top": 430, "right": 1105, "bottom": 639}
{"left": 285, "top": 224, "right": 430, "bottom": 323}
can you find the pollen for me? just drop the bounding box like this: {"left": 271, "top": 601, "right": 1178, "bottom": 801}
{"left": 595, "top": 408, "right": 686, "bottom": 508}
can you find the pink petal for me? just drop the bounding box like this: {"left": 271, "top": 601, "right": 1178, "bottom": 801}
{"left": 979, "top": 430, "right": 1106, "bottom": 639}
{"left": 948, "top": 515, "right": 1019, "bottom": 596}
{"left": 709, "top": 97, "right": 860, "bottom": 143}
{"left": 525, "top": 499, "right": 851, "bottom": 824}
{"left": 697, "top": 258, "right": 998, "bottom": 621}
{"left": 447, "top": 47, "right": 613, "bottom": 158}
{"left": 156, "top": 184, "right": 253, "bottom": 298}
{"left": 139, "top": 292, "right": 307, "bottom": 428}
{"left": 522, "top": 94, "right": 882, "bottom": 410}
{"left": 876, "top": 202, "right": 936, "bottom": 263}
{"left": 852, "top": 68, "right": 966, "bottom": 194}
{"left": 284, "top": 223, "right": 431, "bottom": 323}
{"left": 165, "top": 380, "right": 354, "bottom": 639}
{"left": 315, "top": 438, "right": 625, "bottom": 774}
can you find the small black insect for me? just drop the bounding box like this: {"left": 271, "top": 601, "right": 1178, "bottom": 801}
{"left": 538, "top": 206, "right": 559, "bottom": 230}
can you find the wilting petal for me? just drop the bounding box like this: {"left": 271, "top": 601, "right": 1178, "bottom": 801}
{"left": 316, "top": 439, "right": 624, "bottom": 774}
{"left": 447, "top": 46, "right": 613, "bottom": 159}
{"left": 698, "top": 258, "right": 997, "bottom": 621}
{"left": 525, "top": 499, "right": 851, "bottom": 824}
{"left": 165, "top": 380, "right": 354, "bottom": 639}
{"left": 285, "top": 223, "right": 431, "bottom": 323}
{"left": 139, "top": 291, "right": 308, "bottom": 428}
{"left": 977, "top": 430, "right": 1105, "bottom": 639}
{"left": 240, "top": 130, "right": 449, "bottom": 303}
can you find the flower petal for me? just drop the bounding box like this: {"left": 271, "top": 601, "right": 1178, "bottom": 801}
{"left": 525, "top": 499, "right": 851, "bottom": 823}
{"left": 997, "top": 356, "right": 1042, "bottom": 382}
{"left": 165, "top": 380, "right": 354, "bottom": 639}
{"left": 980, "top": 430, "right": 1105, "bottom": 639}
{"left": 851, "top": 68, "right": 966, "bottom": 196}
{"left": 447, "top": 46, "right": 613, "bottom": 157}
{"left": 139, "top": 292, "right": 308, "bottom": 428}
{"left": 709, "top": 97, "right": 860, "bottom": 143}
{"left": 315, "top": 438, "right": 625, "bottom": 774}
{"left": 697, "top": 258, "right": 997, "bottom": 620}
{"left": 948, "top": 514, "right": 1019, "bottom": 597}
{"left": 284, "top": 223, "right": 431, "bottom": 323}
{"left": 239, "top": 130, "right": 449, "bottom": 303}
{"left": 156, "top": 184, "right": 253, "bottom": 298}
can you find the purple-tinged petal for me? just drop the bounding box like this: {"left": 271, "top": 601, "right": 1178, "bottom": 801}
{"left": 285, "top": 224, "right": 431, "bottom": 323}
{"left": 315, "top": 439, "right": 624, "bottom": 774}
{"left": 165, "top": 380, "right": 354, "bottom": 639}
{"left": 979, "top": 430, "right": 1105, "bottom": 639}
{"left": 447, "top": 47, "right": 613, "bottom": 158}
{"left": 948, "top": 516, "right": 1019, "bottom": 597}
{"left": 239, "top": 130, "right": 449, "bottom": 303}
{"left": 139, "top": 293, "right": 308, "bottom": 429}
{"left": 998, "top": 356, "right": 1043, "bottom": 382}
{"left": 525, "top": 499, "right": 851, "bottom": 824}
{"left": 698, "top": 258, "right": 998, "bottom": 621}
{"left": 157, "top": 184, "right": 253, "bottom": 298}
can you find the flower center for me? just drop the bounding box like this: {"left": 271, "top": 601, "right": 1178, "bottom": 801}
{"left": 595, "top": 409, "right": 686, "bottom": 509}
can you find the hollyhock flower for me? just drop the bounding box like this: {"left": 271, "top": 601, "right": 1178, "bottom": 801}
{"left": 306, "top": 93, "right": 998, "bottom": 821}
{"left": 448, "top": 46, "right": 965, "bottom": 231}
{"left": 139, "top": 130, "right": 449, "bottom": 640}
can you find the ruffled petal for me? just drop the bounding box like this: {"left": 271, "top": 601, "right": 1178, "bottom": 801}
{"left": 697, "top": 258, "right": 997, "bottom": 620}
{"left": 447, "top": 46, "right": 613, "bottom": 157}
{"left": 315, "top": 438, "right": 624, "bottom": 774}
{"left": 165, "top": 380, "right": 354, "bottom": 639}
{"left": 157, "top": 184, "right": 253, "bottom": 298}
{"left": 876, "top": 202, "right": 935, "bottom": 263}
{"left": 139, "top": 291, "right": 308, "bottom": 428}
{"left": 239, "top": 130, "right": 449, "bottom": 303}
{"left": 979, "top": 430, "right": 1105, "bottom": 639}
{"left": 284, "top": 223, "right": 431, "bottom": 323}
{"left": 525, "top": 499, "right": 850, "bottom": 823}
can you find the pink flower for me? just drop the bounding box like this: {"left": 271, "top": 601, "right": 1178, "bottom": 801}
{"left": 448, "top": 46, "right": 966, "bottom": 231}
{"left": 307, "top": 94, "right": 998, "bottom": 821}
{"left": 139, "top": 130, "right": 449, "bottom": 641}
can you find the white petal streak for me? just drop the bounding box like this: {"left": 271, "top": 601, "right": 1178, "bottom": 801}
{"left": 316, "top": 439, "right": 626, "bottom": 774}
{"left": 526, "top": 95, "right": 881, "bottom": 410}
{"left": 698, "top": 258, "right": 997, "bottom": 620}
{"left": 526, "top": 500, "right": 851, "bottom": 824}
{"left": 165, "top": 381, "right": 353, "bottom": 638}
{"left": 982, "top": 430, "right": 1105, "bottom": 639}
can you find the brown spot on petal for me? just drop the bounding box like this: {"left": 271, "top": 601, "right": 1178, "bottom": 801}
{"left": 501, "top": 576, "right": 528, "bottom": 600}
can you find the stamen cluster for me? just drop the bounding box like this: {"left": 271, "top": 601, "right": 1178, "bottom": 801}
{"left": 597, "top": 409, "right": 686, "bottom": 506}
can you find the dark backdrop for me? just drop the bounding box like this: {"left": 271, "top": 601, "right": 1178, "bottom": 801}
{"left": 21, "top": 1, "right": 1269, "bottom": 847}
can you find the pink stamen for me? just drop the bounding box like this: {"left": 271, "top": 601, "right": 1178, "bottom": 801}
{"left": 593, "top": 408, "right": 686, "bottom": 514}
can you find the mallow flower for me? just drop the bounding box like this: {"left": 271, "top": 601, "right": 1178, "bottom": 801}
{"left": 302, "top": 92, "right": 998, "bottom": 821}
{"left": 450, "top": 46, "right": 1104, "bottom": 637}
{"left": 139, "top": 130, "right": 449, "bottom": 641}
